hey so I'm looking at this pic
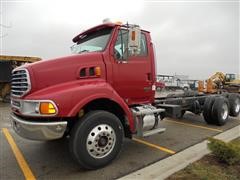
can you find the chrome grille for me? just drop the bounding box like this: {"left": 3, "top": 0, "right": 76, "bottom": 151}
{"left": 11, "top": 69, "right": 31, "bottom": 97}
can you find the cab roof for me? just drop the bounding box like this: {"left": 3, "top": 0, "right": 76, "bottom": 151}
{"left": 72, "top": 23, "right": 149, "bottom": 43}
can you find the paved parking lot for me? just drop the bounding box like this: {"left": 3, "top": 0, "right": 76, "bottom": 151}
{"left": 0, "top": 102, "right": 239, "bottom": 180}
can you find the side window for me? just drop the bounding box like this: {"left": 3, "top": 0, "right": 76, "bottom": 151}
{"left": 139, "top": 33, "right": 148, "bottom": 56}
{"left": 114, "top": 30, "right": 148, "bottom": 60}
{"left": 114, "top": 29, "right": 128, "bottom": 60}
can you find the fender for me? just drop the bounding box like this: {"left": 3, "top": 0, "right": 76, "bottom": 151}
{"left": 68, "top": 81, "right": 135, "bottom": 132}
{"left": 25, "top": 79, "right": 135, "bottom": 132}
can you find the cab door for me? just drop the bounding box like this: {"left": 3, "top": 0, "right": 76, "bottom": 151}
{"left": 110, "top": 29, "right": 154, "bottom": 105}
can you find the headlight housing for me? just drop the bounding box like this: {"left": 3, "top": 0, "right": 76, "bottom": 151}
{"left": 11, "top": 99, "right": 58, "bottom": 116}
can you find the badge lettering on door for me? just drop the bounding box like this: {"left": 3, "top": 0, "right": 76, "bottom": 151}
{"left": 144, "top": 86, "right": 151, "bottom": 92}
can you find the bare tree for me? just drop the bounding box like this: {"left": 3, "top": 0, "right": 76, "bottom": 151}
{"left": 0, "top": 10, "right": 12, "bottom": 38}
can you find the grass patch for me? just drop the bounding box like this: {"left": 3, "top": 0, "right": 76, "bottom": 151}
{"left": 167, "top": 138, "right": 240, "bottom": 180}
{"left": 207, "top": 137, "right": 240, "bottom": 165}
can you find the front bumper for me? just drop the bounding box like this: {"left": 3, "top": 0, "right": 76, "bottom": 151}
{"left": 11, "top": 113, "right": 67, "bottom": 141}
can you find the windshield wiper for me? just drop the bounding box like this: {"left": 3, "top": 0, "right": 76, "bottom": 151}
{"left": 79, "top": 49, "right": 89, "bottom": 54}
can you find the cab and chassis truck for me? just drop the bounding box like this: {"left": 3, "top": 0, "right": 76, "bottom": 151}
{"left": 11, "top": 23, "right": 240, "bottom": 169}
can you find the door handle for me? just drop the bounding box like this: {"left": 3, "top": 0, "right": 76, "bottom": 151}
{"left": 146, "top": 73, "right": 152, "bottom": 81}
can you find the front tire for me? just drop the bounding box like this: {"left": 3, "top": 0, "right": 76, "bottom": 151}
{"left": 69, "top": 110, "right": 124, "bottom": 169}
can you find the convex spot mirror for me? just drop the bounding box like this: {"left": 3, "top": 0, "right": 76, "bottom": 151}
{"left": 128, "top": 25, "right": 141, "bottom": 56}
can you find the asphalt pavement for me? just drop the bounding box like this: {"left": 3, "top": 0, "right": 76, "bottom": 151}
{"left": 0, "top": 102, "right": 239, "bottom": 180}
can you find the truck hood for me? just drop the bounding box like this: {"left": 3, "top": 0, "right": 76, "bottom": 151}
{"left": 25, "top": 53, "right": 105, "bottom": 92}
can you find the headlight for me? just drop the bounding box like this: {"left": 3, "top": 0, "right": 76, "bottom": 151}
{"left": 11, "top": 99, "right": 58, "bottom": 116}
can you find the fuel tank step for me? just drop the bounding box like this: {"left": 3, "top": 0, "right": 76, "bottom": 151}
{"left": 131, "top": 105, "right": 166, "bottom": 137}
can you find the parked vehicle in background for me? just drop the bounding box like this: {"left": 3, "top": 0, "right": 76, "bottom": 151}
{"left": 181, "top": 79, "right": 199, "bottom": 90}
{"left": 0, "top": 55, "right": 41, "bottom": 102}
{"left": 155, "top": 80, "right": 165, "bottom": 91}
{"left": 157, "top": 74, "right": 190, "bottom": 90}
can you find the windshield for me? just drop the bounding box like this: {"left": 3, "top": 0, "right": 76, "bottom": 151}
{"left": 71, "top": 27, "right": 113, "bottom": 54}
{"left": 226, "top": 74, "right": 236, "bottom": 81}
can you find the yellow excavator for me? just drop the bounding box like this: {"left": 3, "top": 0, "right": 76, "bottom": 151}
{"left": 224, "top": 73, "right": 240, "bottom": 93}
{"left": 0, "top": 55, "right": 41, "bottom": 102}
{"left": 198, "top": 72, "right": 240, "bottom": 94}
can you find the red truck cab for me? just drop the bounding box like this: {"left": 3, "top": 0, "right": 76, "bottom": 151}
{"left": 11, "top": 23, "right": 160, "bottom": 169}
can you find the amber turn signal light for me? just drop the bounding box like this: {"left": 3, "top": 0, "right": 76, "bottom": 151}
{"left": 39, "top": 102, "right": 57, "bottom": 115}
{"left": 95, "top": 66, "right": 101, "bottom": 77}
{"left": 131, "top": 31, "right": 136, "bottom": 41}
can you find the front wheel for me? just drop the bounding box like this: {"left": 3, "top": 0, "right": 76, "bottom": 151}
{"left": 69, "top": 110, "right": 124, "bottom": 169}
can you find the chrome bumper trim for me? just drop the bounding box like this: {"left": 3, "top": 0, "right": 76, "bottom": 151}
{"left": 11, "top": 113, "right": 67, "bottom": 141}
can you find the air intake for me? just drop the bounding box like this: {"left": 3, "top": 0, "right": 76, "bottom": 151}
{"left": 11, "top": 68, "right": 31, "bottom": 97}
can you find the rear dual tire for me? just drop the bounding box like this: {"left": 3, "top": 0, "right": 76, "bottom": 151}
{"left": 228, "top": 94, "right": 240, "bottom": 117}
{"left": 203, "top": 97, "right": 229, "bottom": 126}
{"left": 211, "top": 97, "right": 229, "bottom": 126}
{"left": 203, "top": 97, "right": 215, "bottom": 124}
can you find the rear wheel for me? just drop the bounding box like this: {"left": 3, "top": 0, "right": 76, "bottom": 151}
{"left": 203, "top": 97, "right": 215, "bottom": 124}
{"left": 175, "top": 110, "right": 186, "bottom": 119}
{"left": 211, "top": 97, "right": 229, "bottom": 126}
{"left": 191, "top": 100, "right": 201, "bottom": 114}
{"left": 228, "top": 94, "right": 240, "bottom": 117}
{"left": 69, "top": 110, "right": 124, "bottom": 169}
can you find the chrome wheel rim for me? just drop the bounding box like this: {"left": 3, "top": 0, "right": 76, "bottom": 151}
{"left": 86, "top": 124, "right": 116, "bottom": 159}
{"left": 221, "top": 103, "right": 228, "bottom": 120}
